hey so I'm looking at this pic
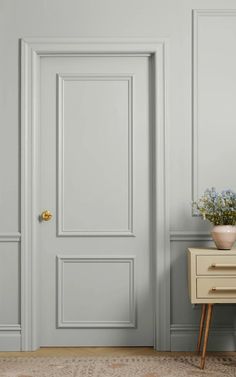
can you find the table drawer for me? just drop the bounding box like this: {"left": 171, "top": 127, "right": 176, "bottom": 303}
{"left": 197, "top": 278, "right": 236, "bottom": 299}
{"left": 197, "top": 255, "right": 236, "bottom": 276}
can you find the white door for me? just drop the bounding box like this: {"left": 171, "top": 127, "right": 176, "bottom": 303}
{"left": 38, "top": 54, "right": 153, "bottom": 346}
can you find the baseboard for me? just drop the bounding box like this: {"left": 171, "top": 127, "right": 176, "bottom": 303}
{"left": 0, "top": 325, "right": 234, "bottom": 352}
{"left": 171, "top": 324, "right": 236, "bottom": 351}
{"left": 0, "top": 332, "right": 21, "bottom": 351}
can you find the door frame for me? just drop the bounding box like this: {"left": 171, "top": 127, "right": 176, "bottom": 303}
{"left": 21, "top": 38, "right": 170, "bottom": 351}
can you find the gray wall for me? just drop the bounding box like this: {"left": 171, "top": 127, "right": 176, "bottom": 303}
{"left": 0, "top": 0, "right": 236, "bottom": 350}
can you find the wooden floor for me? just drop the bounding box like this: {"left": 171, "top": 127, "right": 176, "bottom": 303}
{"left": 0, "top": 347, "right": 156, "bottom": 358}
{"left": 0, "top": 347, "right": 235, "bottom": 358}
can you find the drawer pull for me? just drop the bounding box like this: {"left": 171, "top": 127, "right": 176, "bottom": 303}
{"left": 211, "top": 287, "right": 236, "bottom": 292}
{"left": 211, "top": 263, "right": 236, "bottom": 268}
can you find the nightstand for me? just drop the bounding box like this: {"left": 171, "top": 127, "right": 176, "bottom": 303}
{"left": 188, "top": 248, "right": 236, "bottom": 369}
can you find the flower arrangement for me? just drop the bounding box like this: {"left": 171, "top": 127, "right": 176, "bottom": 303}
{"left": 193, "top": 187, "right": 236, "bottom": 225}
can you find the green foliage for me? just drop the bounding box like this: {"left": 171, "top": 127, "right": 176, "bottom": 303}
{"left": 193, "top": 188, "right": 236, "bottom": 225}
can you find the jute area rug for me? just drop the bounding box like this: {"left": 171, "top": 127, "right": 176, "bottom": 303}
{"left": 0, "top": 355, "right": 235, "bottom": 377}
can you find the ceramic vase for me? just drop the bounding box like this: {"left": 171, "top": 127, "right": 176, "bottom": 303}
{"left": 211, "top": 225, "right": 236, "bottom": 250}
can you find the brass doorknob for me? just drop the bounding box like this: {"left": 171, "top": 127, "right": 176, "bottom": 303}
{"left": 41, "top": 210, "right": 53, "bottom": 221}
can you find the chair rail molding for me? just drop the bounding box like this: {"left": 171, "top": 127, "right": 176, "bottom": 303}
{"left": 21, "top": 37, "right": 170, "bottom": 351}
{"left": 170, "top": 231, "right": 212, "bottom": 241}
{"left": 0, "top": 233, "right": 21, "bottom": 242}
{"left": 0, "top": 325, "right": 21, "bottom": 331}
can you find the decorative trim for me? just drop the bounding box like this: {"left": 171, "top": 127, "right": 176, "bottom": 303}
{"left": 171, "top": 323, "right": 235, "bottom": 333}
{"left": 193, "top": 9, "right": 236, "bottom": 17}
{"left": 171, "top": 323, "right": 236, "bottom": 351}
{"left": 0, "top": 233, "right": 21, "bottom": 242}
{"left": 0, "top": 325, "right": 21, "bottom": 331}
{"left": 21, "top": 40, "right": 41, "bottom": 351}
{"left": 192, "top": 9, "right": 236, "bottom": 204}
{"left": 192, "top": 9, "right": 200, "bottom": 205}
{"left": 0, "top": 333, "right": 21, "bottom": 351}
{"left": 170, "top": 231, "right": 212, "bottom": 241}
{"left": 21, "top": 38, "right": 169, "bottom": 351}
{"left": 152, "top": 40, "right": 170, "bottom": 351}
{"left": 57, "top": 255, "right": 136, "bottom": 328}
{"left": 57, "top": 73, "right": 134, "bottom": 236}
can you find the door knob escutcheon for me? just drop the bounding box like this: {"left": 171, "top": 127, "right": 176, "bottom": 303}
{"left": 41, "top": 210, "right": 53, "bottom": 221}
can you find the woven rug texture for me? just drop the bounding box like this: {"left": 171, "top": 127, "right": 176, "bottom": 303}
{"left": 0, "top": 355, "right": 235, "bottom": 377}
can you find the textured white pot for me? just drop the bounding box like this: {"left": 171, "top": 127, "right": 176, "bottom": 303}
{"left": 211, "top": 225, "right": 236, "bottom": 250}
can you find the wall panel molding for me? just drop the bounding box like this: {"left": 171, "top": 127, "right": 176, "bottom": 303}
{"left": 57, "top": 73, "right": 134, "bottom": 236}
{"left": 57, "top": 255, "right": 136, "bottom": 328}
{"left": 192, "top": 9, "right": 236, "bottom": 203}
{"left": 0, "top": 233, "right": 21, "bottom": 242}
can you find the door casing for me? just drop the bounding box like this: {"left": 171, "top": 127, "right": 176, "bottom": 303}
{"left": 21, "top": 38, "right": 170, "bottom": 351}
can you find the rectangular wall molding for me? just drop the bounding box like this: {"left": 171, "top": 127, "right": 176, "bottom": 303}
{"left": 171, "top": 324, "right": 236, "bottom": 351}
{"left": 0, "top": 233, "right": 21, "bottom": 242}
{"left": 192, "top": 9, "right": 236, "bottom": 203}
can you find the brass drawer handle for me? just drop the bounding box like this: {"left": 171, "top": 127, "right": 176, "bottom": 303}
{"left": 211, "top": 287, "right": 236, "bottom": 292}
{"left": 211, "top": 263, "right": 236, "bottom": 268}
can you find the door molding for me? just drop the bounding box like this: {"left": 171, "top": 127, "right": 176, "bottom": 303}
{"left": 57, "top": 72, "right": 135, "bottom": 237}
{"left": 21, "top": 38, "right": 170, "bottom": 351}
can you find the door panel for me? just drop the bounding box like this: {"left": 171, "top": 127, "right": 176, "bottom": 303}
{"left": 57, "top": 256, "right": 135, "bottom": 328}
{"left": 58, "top": 74, "right": 133, "bottom": 236}
{"left": 39, "top": 55, "right": 153, "bottom": 346}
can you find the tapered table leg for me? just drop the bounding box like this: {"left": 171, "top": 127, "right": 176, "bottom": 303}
{"left": 200, "top": 304, "right": 213, "bottom": 369}
{"left": 197, "top": 304, "right": 207, "bottom": 353}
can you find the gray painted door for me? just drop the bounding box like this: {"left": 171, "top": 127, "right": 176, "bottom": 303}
{"left": 38, "top": 55, "right": 153, "bottom": 346}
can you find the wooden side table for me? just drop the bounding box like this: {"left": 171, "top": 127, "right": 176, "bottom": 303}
{"left": 188, "top": 248, "right": 236, "bottom": 369}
